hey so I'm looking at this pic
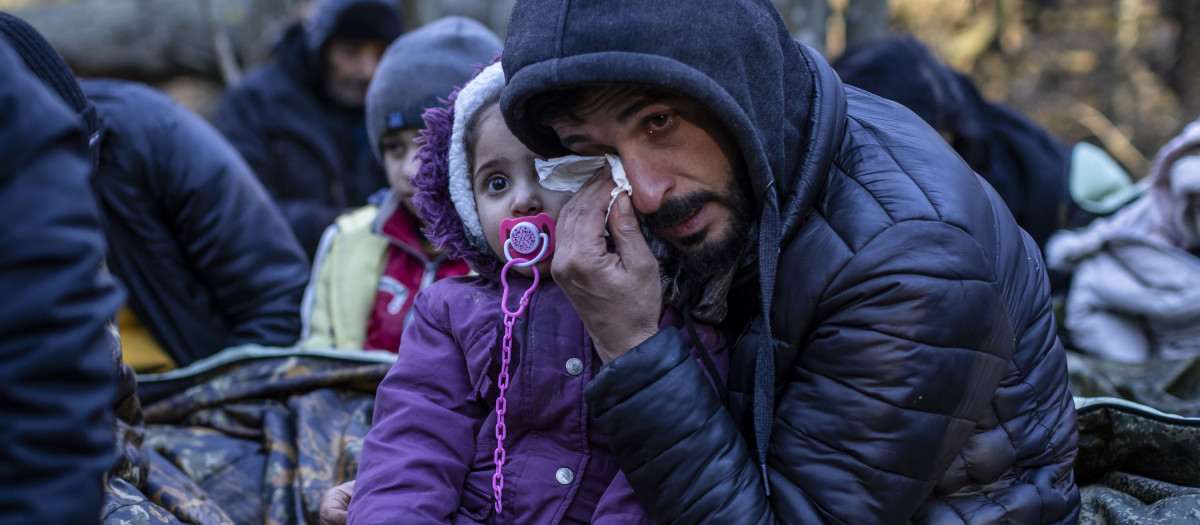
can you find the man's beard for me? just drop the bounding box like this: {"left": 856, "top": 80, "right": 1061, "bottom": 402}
{"left": 327, "top": 76, "right": 370, "bottom": 108}
{"left": 641, "top": 174, "right": 755, "bottom": 280}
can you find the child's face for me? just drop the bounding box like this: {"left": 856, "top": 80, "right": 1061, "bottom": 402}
{"left": 381, "top": 128, "right": 423, "bottom": 216}
{"left": 471, "top": 105, "right": 573, "bottom": 275}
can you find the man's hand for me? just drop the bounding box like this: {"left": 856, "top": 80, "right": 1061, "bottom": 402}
{"left": 318, "top": 480, "right": 355, "bottom": 525}
{"left": 553, "top": 171, "right": 662, "bottom": 362}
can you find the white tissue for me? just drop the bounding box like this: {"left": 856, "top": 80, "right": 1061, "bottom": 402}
{"left": 536, "top": 154, "right": 633, "bottom": 224}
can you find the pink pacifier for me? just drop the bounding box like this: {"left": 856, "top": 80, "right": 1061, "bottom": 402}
{"left": 491, "top": 212, "right": 556, "bottom": 515}
{"left": 500, "top": 213, "right": 556, "bottom": 267}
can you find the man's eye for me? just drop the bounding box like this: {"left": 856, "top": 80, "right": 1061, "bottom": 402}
{"left": 647, "top": 113, "right": 673, "bottom": 134}
{"left": 486, "top": 176, "right": 509, "bottom": 193}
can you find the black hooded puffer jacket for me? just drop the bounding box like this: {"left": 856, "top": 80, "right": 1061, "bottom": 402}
{"left": 214, "top": 0, "right": 400, "bottom": 256}
{"left": 84, "top": 79, "right": 311, "bottom": 367}
{"left": 501, "top": 1, "right": 1079, "bottom": 523}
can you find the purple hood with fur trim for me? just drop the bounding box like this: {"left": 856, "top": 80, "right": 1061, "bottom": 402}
{"left": 411, "top": 75, "right": 506, "bottom": 281}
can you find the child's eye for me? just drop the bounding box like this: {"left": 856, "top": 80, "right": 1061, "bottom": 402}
{"left": 382, "top": 141, "right": 407, "bottom": 157}
{"left": 486, "top": 175, "right": 510, "bottom": 193}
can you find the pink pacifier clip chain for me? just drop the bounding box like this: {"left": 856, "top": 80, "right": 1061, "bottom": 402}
{"left": 492, "top": 259, "right": 540, "bottom": 515}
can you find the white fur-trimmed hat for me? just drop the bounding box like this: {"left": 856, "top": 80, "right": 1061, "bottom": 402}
{"left": 447, "top": 61, "right": 506, "bottom": 245}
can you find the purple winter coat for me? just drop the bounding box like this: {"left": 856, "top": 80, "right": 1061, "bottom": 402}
{"left": 348, "top": 274, "right": 725, "bottom": 525}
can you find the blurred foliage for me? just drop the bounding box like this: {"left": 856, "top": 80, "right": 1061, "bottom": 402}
{"left": 3, "top": 0, "right": 1196, "bottom": 177}
{"left": 880, "top": 0, "right": 1194, "bottom": 177}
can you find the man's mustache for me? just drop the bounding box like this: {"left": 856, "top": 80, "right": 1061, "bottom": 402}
{"left": 640, "top": 191, "right": 717, "bottom": 232}
{"left": 338, "top": 77, "right": 371, "bottom": 92}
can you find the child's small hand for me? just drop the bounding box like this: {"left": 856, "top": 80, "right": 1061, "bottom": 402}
{"left": 318, "top": 480, "right": 355, "bottom": 525}
{"left": 553, "top": 171, "right": 662, "bottom": 362}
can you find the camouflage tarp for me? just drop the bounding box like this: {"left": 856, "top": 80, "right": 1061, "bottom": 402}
{"left": 1068, "top": 352, "right": 1200, "bottom": 417}
{"left": 100, "top": 346, "right": 1200, "bottom": 524}
{"left": 101, "top": 346, "right": 395, "bottom": 525}
{"left": 1075, "top": 397, "right": 1200, "bottom": 524}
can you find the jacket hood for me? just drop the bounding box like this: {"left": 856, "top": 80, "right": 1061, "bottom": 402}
{"left": 274, "top": 22, "right": 324, "bottom": 93}
{"left": 501, "top": 0, "right": 817, "bottom": 209}
{"left": 833, "top": 35, "right": 1071, "bottom": 247}
{"left": 833, "top": 36, "right": 989, "bottom": 166}
{"left": 0, "top": 12, "right": 101, "bottom": 173}
{"left": 365, "top": 16, "right": 501, "bottom": 164}
{"left": 304, "top": 0, "right": 402, "bottom": 55}
{"left": 1046, "top": 117, "right": 1200, "bottom": 267}
{"left": 1147, "top": 116, "right": 1200, "bottom": 245}
{"left": 411, "top": 62, "right": 507, "bottom": 281}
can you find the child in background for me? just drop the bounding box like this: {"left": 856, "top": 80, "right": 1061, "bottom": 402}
{"left": 300, "top": 17, "right": 500, "bottom": 351}
{"left": 346, "top": 63, "right": 727, "bottom": 524}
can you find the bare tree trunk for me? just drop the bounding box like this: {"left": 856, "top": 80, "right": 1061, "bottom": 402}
{"left": 844, "top": 0, "right": 889, "bottom": 48}
{"left": 1163, "top": 0, "right": 1200, "bottom": 124}
{"left": 776, "top": 0, "right": 830, "bottom": 54}
{"left": 10, "top": 0, "right": 305, "bottom": 81}
{"left": 487, "top": 0, "right": 516, "bottom": 39}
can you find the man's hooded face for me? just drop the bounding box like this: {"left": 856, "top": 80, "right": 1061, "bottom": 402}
{"left": 550, "top": 86, "right": 754, "bottom": 277}
{"left": 323, "top": 37, "right": 386, "bottom": 108}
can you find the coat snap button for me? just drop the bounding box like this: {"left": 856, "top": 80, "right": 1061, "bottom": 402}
{"left": 555, "top": 467, "right": 574, "bottom": 485}
{"left": 565, "top": 358, "right": 584, "bottom": 376}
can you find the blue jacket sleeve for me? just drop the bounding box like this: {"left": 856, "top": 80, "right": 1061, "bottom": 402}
{"left": 0, "top": 43, "right": 124, "bottom": 525}
{"left": 154, "top": 95, "right": 310, "bottom": 349}
{"left": 587, "top": 221, "right": 1013, "bottom": 524}
{"left": 586, "top": 328, "right": 771, "bottom": 523}
{"left": 215, "top": 83, "right": 343, "bottom": 255}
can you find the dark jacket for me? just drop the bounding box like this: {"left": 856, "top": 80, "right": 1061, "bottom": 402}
{"left": 0, "top": 41, "right": 123, "bottom": 525}
{"left": 216, "top": 23, "right": 387, "bottom": 256}
{"left": 84, "top": 79, "right": 310, "bottom": 367}
{"left": 501, "top": 1, "right": 1079, "bottom": 523}
{"left": 833, "top": 36, "right": 1074, "bottom": 249}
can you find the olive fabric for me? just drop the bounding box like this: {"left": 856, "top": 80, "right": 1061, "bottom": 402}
{"left": 1074, "top": 397, "right": 1200, "bottom": 524}
{"left": 102, "top": 347, "right": 394, "bottom": 525}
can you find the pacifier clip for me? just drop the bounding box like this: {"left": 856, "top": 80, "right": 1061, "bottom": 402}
{"left": 492, "top": 213, "right": 555, "bottom": 515}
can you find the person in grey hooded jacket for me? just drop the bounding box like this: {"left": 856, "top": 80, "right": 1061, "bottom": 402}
{"left": 498, "top": 0, "right": 1080, "bottom": 523}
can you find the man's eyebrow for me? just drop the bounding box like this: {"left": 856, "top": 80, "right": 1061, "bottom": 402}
{"left": 560, "top": 133, "right": 591, "bottom": 148}
{"left": 616, "top": 94, "right": 673, "bottom": 124}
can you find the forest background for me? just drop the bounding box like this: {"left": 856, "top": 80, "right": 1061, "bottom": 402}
{"left": 2, "top": 0, "right": 1197, "bottom": 179}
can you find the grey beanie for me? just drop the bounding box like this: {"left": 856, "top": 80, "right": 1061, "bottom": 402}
{"left": 365, "top": 16, "right": 501, "bottom": 163}
{"left": 305, "top": 0, "right": 403, "bottom": 54}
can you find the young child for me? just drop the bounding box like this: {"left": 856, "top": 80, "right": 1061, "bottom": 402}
{"left": 300, "top": 17, "right": 500, "bottom": 351}
{"left": 346, "top": 63, "right": 727, "bottom": 524}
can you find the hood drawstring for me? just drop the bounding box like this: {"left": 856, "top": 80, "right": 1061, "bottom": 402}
{"left": 754, "top": 185, "right": 781, "bottom": 496}
{"left": 680, "top": 301, "right": 728, "bottom": 406}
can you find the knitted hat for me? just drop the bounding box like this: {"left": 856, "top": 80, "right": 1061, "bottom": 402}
{"left": 410, "top": 61, "right": 507, "bottom": 279}
{"left": 305, "top": 0, "right": 403, "bottom": 54}
{"left": 365, "top": 16, "right": 501, "bottom": 163}
{"left": 0, "top": 13, "right": 101, "bottom": 172}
